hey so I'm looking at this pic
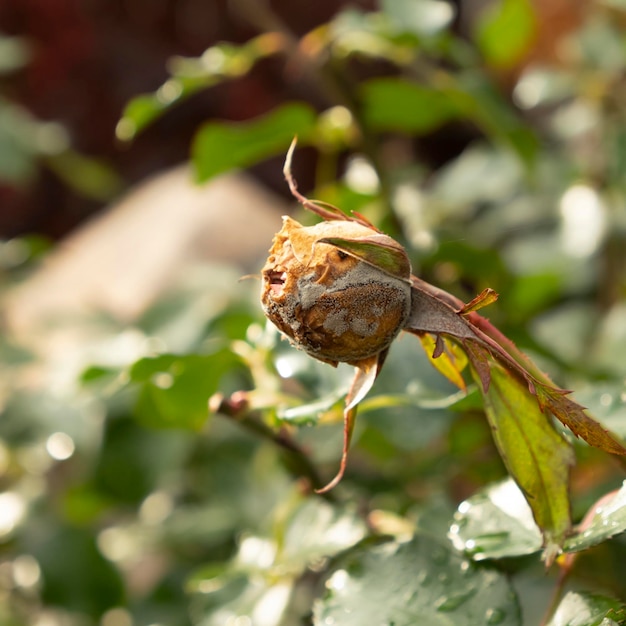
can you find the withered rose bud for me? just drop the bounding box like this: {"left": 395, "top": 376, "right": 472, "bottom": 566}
{"left": 261, "top": 216, "right": 412, "bottom": 366}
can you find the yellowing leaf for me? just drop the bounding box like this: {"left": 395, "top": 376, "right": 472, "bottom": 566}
{"left": 465, "top": 342, "right": 574, "bottom": 558}
{"left": 419, "top": 333, "right": 467, "bottom": 391}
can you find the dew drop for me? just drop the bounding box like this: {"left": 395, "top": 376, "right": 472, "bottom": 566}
{"left": 458, "top": 501, "right": 472, "bottom": 514}
{"left": 486, "top": 607, "right": 506, "bottom": 624}
{"left": 600, "top": 393, "right": 612, "bottom": 407}
{"left": 326, "top": 569, "right": 349, "bottom": 592}
{"left": 465, "top": 539, "right": 477, "bottom": 551}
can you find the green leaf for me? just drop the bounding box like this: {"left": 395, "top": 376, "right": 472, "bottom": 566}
{"left": 504, "top": 273, "right": 562, "bottom": 321}
{"left": 280, "top": 499, "right": 368, "bottom": 567}
{"left": 563, "top": 481, "right": 626, "bottom": 554}
{"left": 117, "top": 36, "right": 284, "bottom": 140}
{"left": 129, "top": 350, "right": 244, "bottom": 429}
{"left": 192, "top": 103, "right": 317, "bottom": 182}
{"left": 117, "top": 75, "right": 223, "bottom": 141}
{"left": 33, "top": 525, "right": 124, "bottom": 617}
{"left": 474, "top": 0, "right": 537, "bottom": 68}
{"left": 327, "top": 9, "right": 417, "bottom": 64}
{"left": 449, "top": 478, "right": 543, "bottom": 560}
{"left": 360, "top": 78, "right": 457, "bottom": 134}
{"left": 443, "top": 74, "right": 539, "bottom": 166}
{"left": 116, "top": 93, "right": 171, "bottom": 141}
{"left": 46, "top": 149, "right": 123, "bottom": 201}
{"left": 190, "top": 569, "right": 293, "bottom": 626}
{"left": 313, "top": 536, "right": 521, "bottom": 626}
{"left": 465, "top": 343, "right": 574, "bottom": 554}
{"left": 545, "top": 591, "right": 626, "bottom": 626}
{"left": 187, "top": 499, "right": 366, "bottom": 625}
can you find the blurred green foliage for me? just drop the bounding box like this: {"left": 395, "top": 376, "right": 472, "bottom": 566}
{"left": 0, "top": 33, "right": 121, "bottom": 200}
{"left": 3, "top": 1, "right": 626, "bottom": 625}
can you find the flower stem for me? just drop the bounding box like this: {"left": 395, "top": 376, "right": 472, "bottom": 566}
{"left": 210, "top": 392, "right": 336, "bottom": 501}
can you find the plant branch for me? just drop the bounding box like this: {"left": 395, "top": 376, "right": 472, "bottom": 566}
{"left": 210, "top": 391, "right": 336, "bottom": 501}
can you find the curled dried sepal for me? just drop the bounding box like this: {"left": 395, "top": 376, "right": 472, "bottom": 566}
{"left": 315, "top": 355, "right": 381, "bottom": 493}
{"left": 283, "top": 137, "right": 379, "bottom": 230}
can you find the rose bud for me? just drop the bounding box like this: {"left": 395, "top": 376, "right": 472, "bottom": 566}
{"left": 261, "top": 216, "right": 412, "bottom": 367}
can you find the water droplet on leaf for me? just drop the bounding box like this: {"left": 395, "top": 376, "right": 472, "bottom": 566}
{"left": 458, "top": 501, "right": 472, "bottom": 514}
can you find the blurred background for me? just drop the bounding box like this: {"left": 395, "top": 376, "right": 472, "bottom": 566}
{"left": 1, "top": 0, "right": 626, "bottom": 625}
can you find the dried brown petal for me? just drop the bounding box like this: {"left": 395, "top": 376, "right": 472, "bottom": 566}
{"left": 261, "top": 216, "right": 412, "bottom": 366}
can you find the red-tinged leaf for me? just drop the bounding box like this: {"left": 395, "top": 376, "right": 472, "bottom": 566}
{"left": 406, "top": 282, "right": 477, "bottom": 341}
{"left": 464, "top": 313, "right": 626, "bottom": 455}
{"left": 407, "top": 280, "right": 626, "bottom": 458}
{"left": 418, "top": 333, "right": 467, "bottom": 391}
{"left": 467, "top": 341, "right": 492, "bottom": 395}
{"left": 535, "top": 385, "right": 626, "bottom": 456}
{"left": 316, "top": 354, "right": 382, "bottom": 494}
{"left": 459, "top": 288, "right": 499, "bottom": 315}
{"left": 464, "top": 342, "right": 574, "bottom": 557}
{"left": 464, "top": 309, "right": 552, "bottom": 388}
